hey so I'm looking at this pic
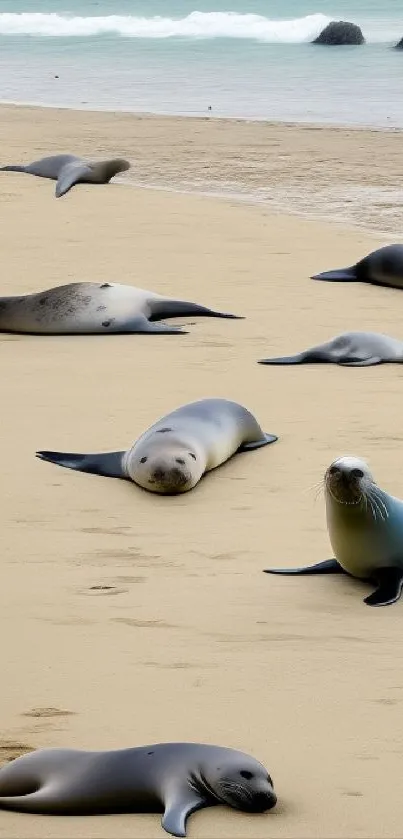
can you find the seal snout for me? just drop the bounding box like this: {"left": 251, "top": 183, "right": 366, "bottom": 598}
{"left": 326, "top": 456, "right": 371, "bottom": 505}
{"left": 250, "top": 789, "right": 277, "bottom": 812}
{"left": 149, "top": 460, "right": 192, "bottom": 493}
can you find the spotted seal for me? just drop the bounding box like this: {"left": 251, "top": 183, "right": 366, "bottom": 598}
{"left": 0, "top": 282, "right": 242, "bottom": 335}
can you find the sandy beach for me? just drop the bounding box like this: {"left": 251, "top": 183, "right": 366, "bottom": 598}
{"left": 1, "top": 105, "right": 403, "bottom": 839}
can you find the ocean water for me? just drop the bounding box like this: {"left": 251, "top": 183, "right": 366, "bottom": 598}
{"left": 0, "top": 1, "right": 403, "bottom": 126}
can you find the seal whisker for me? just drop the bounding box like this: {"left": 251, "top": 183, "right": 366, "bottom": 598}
{"left": 368, "top": 488, "right": 389, "bottom": 522}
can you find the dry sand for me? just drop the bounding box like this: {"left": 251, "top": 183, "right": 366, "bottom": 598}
{"left": 0, "top": 106, "right": 403, "bottom": 839}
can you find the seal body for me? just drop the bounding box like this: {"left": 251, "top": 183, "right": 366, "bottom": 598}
{"left": 311, "top": 244, "right": 403, "bottom": 289}
{"left": 0, "top": 154, "right": 130, "bottom": 197}
{"left": 264, "top": 456, "right": 403, "bottom": 606}
{"left": 0, "top": 282, "right": 242, "bottom": 336}
{"left": 325, "top": 457, "right": 403, "bottom": 578}
{"left": 258, "top": 331, "right": 403, "bottom": 367}
{"left": 36, "top": 398, "right": 278, "bottom": 495}
{"left": 0, "top": 742, "right": 276, "bottom": 837}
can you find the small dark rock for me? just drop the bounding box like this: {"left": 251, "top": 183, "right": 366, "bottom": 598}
{"left": 313, "top": 21, "right": 365, "bottom": 46}
{"left": 394, "top": 37, "right": 403, "bottom": 49}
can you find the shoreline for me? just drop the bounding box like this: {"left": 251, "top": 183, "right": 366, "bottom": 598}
{"left": 0, "top": 102, "right": 402, "bottom": 236}
{"left": 1, "top": 93, "right": 403, "bottom": 839}
{"left": 3, "top": 98, "right": 403, "bottom": 134}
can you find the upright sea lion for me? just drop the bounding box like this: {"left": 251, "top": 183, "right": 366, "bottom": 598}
{"left": 264, "top": 456, "right": 403, "bottom": 607}
{"left": 311, "top": 244, "right": 403, "bottom": 289}
{"left": 0, "top": 742, "right": 277, "bottom": 837}
{"left": 258, "top": 331, "right": 403, "bottom": 367}
{"left": 36, "top": 398, "right": 278, "bottom": 495}
{"left": 0, "top": 153, "right": 130, "bottom": 197}
{"left": 0, "top": 282, "right": 242, "bottom": 335}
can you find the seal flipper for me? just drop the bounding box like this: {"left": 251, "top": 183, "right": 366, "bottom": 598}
{"left": 264, "top": 559, "right": 344, "bottom": 575}
{"left": 311, "top": 267, "right": 357, "bottom": 281}
{"left": 0, "top": 164, "right": 27, "bottom": 173}
{"left": 135, "top": 319, "right": 188, "bottom": 335}
{"left": 240, "top": 433, "right": 278, "bottom": 450}
{"left": 55, "top": 165, "right": 92, "bottom": 197}
{"left": 36, "top": 450, "right": 126, "bottom": 479}
{"left": 162, "top": 791, "right": 207, "bottom": 837}
{"left": 340, "top": 357, "right": 382, "bottom": 367}
{"left": 0, "top": 786, "right": 60, "bottom": 813}
{"left": 149, "top": 299, "right": 243, "bottom": 321}
{"left": 364, "top": 567, "right": 403, "bottom": 607}
{"left": 258, "top": 350, "right": 326, "bottom": 365}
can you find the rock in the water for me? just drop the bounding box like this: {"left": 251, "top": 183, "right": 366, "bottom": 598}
{"left": 394, "top": 37, "right": 403, "bottom": 49}
{"left": 313, "top": 21, "right": 365, "bottom": 46}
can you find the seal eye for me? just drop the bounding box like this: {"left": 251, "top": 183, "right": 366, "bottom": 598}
{"left": 140, "top": 457, "right": 148, "bottom": 463}
{"left": 240, "top": 770, "right": 253, "bottom": 780}
{"left": 328, "top": 465, "right": 338, "bottom": 475}
{"left": 189, "top": 452, "right": 196, "bottom": 460}
{"left": 351, "top": 468, "right": 364, "bottom": 479}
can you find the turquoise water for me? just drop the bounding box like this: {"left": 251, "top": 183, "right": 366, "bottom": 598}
{"left": 0, "top": 1, "right": 402, "bottom": 125}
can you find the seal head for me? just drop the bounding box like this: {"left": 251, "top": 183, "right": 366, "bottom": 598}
{"left": 130, "top": 444, "right": 203, "bottom": 494}
{"left": 196, "top": 752, "right": 277, "bottom": 813}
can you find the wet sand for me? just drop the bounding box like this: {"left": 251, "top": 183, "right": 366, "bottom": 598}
{"left": 0, "top": 106, "right": 403, "bottom": 838}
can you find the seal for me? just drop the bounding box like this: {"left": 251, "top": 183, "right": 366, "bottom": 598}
{"left": 258, "top": 331, "right": 403, "bottom": 367}
{"left": 0, "top": 281, "right": 243, "bottom": 335}
{"left": 311, "top": 244, "right": 403, "bottom": 289}
{"left": 0, "top": 153, "right": 130, "bottom": 197}
{"left": 264, "top": 456, "right": 403, "bottom": 607}
{"left": 36, "top": 398, "right": 278, "bottom": 494}
{"left": 0, "top": 742, "right": 277, "bottom": 837}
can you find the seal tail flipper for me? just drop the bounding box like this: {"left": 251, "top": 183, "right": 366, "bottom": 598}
{"left": 258, "top": 352, "right": 311, "bottom": 365}
{"left": 55, "top": 165, "right": 92, "bottom": 197}
{"left": 36, "top": 450, "right": 126, "bottom": 478}
{"left": 240, "top": 433, "right": 278, "bottom": 451}
{"left": 311, "top": 267, "right": 356, "bottom": 281}
{"left": 0, "top": 164, "right": 27, "bottom": 172}
{"left": 264, "top": 559, "right": 344, "bottom": 575}
{"left": 150, "top": 299, "right": 244, "bottom": 321}
{"left": 162, "top": 792, "right": 207, "bottom": 838}
{"left": 364, "top": 567, "right": 403, "bottom": 607}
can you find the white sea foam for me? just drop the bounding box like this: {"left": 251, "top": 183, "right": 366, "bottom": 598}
{"left": 0, "top": 11, "right": 397, "bottom": 43}
{"left": 0, "top": 12, "right": 335, "bottom": 41}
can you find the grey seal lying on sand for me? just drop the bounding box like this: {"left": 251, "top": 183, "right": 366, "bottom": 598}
{"left": 0, "top": 742, "right": 277, "bottom": 837}
{"left": 264, "top": 456, "right": 403, "bottom": 606}
{"left": 37, "top": 398, "right": 278, "bottom": 495}
{"left": 258, "top": 331, "right": 403, "bottom": 367}
{"left": 0, "top": 281, "right": 242, "bottom": 335}
{"left": 0, "top": 153, "right": 130, "bottom": 197}
{"left": 312, "top": 244, "right": 403, "bottom": 289}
